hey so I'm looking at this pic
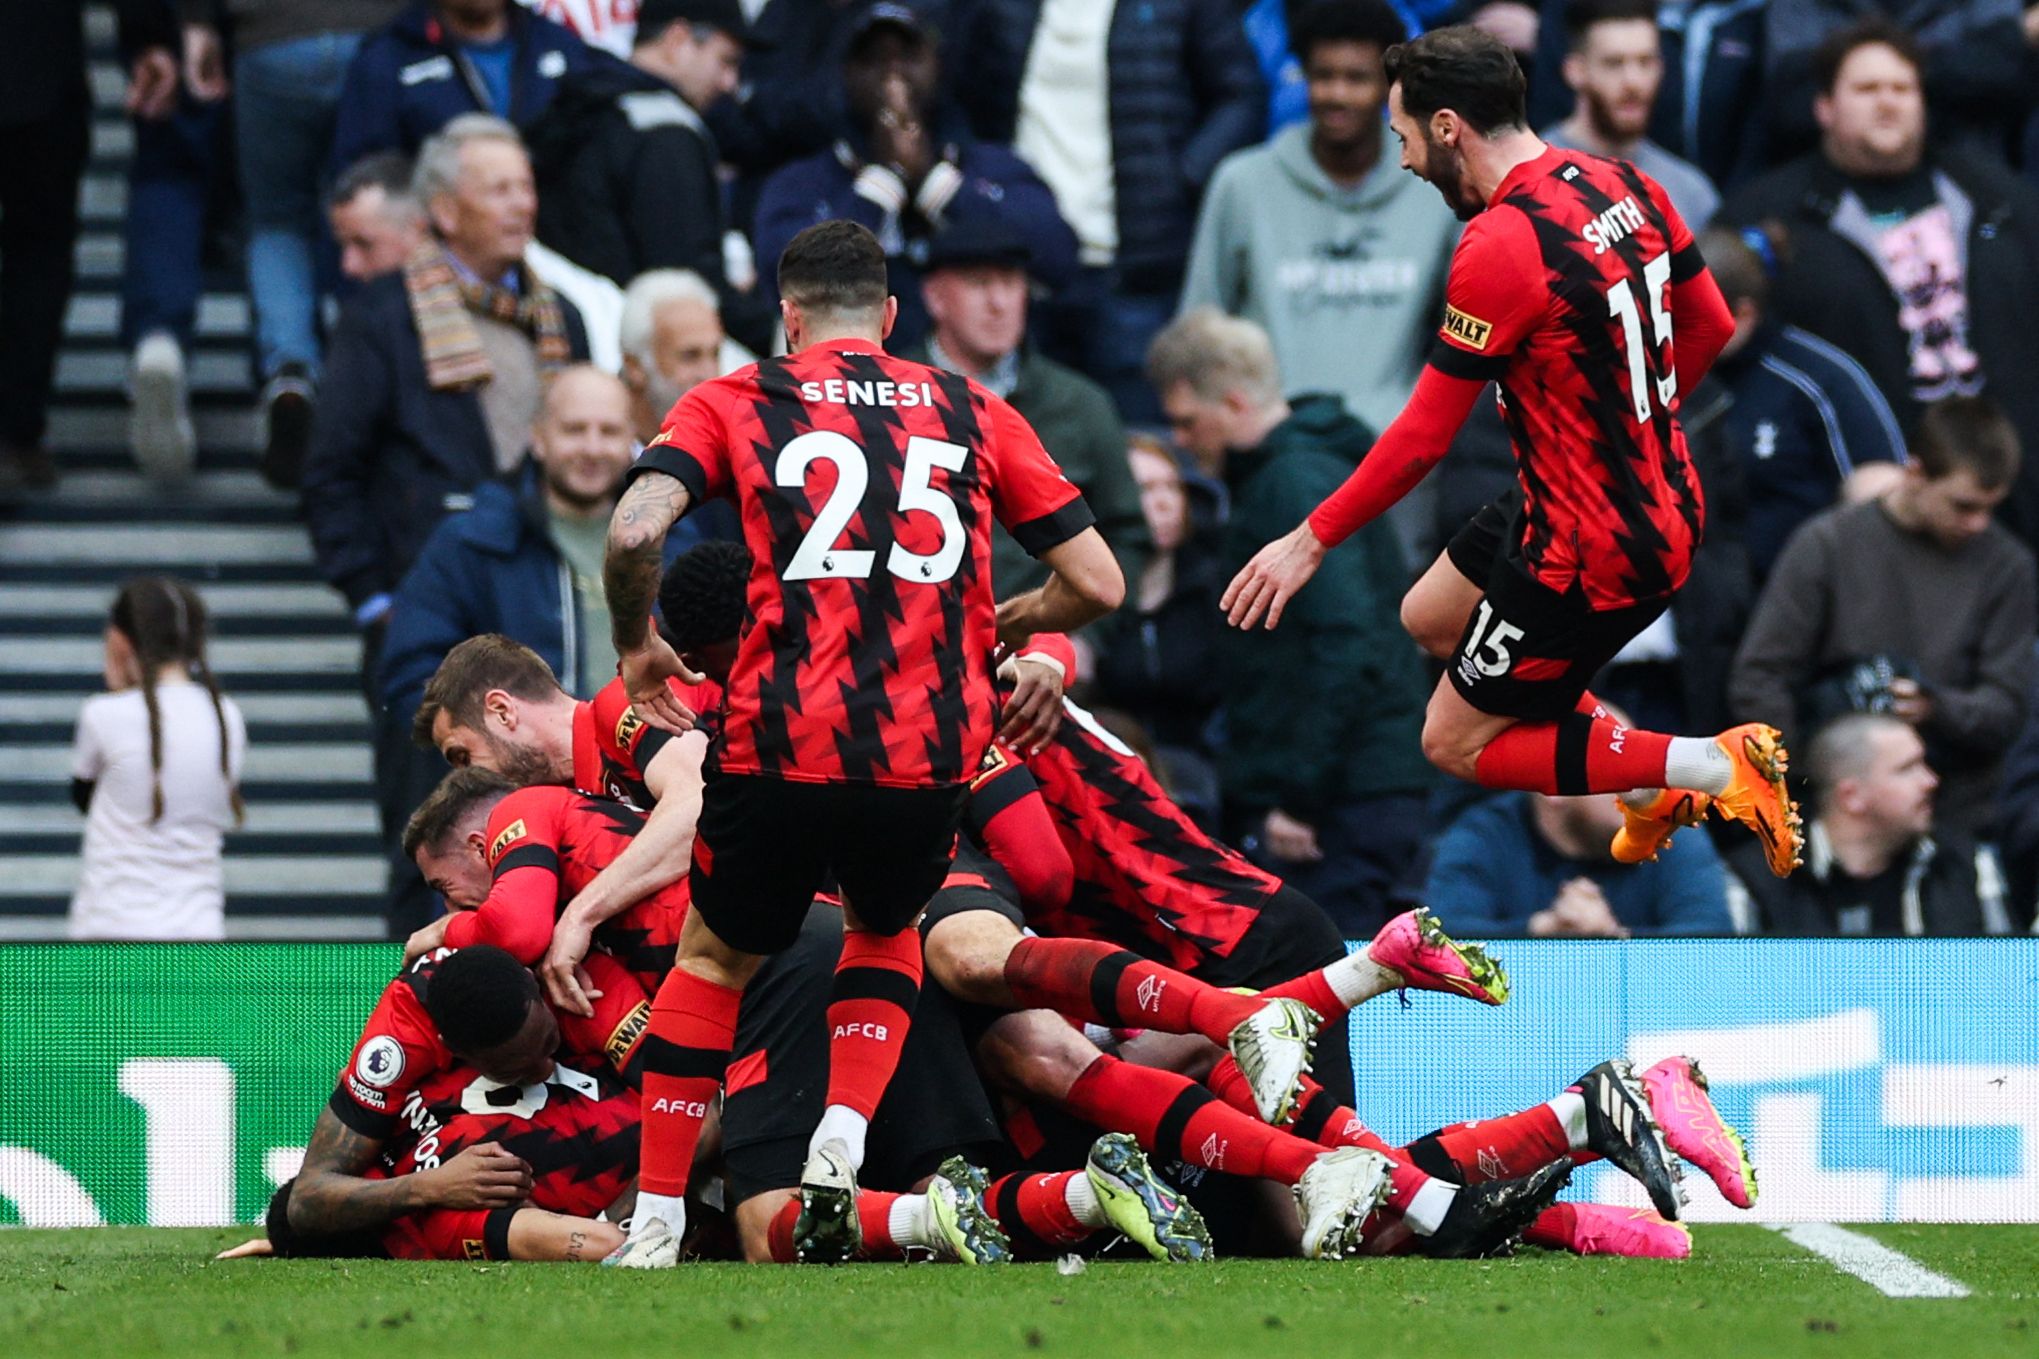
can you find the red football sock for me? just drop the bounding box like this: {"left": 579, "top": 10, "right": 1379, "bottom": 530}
{"left": 985, "top": 1171, "right": 1092, "bottom": 1256}
{"left": 1004, "top": 937, "right": 1262, "bottom": 1044}
{"left": 1417, "top": 1106, "right": 1573, "bottom": 1184}
{"left": 1206, "top": 1058, "right": 1430, "bottom": 1208}
{"left": 1575, "top": 691, "right": 1609, "bottom": 719}
{"left": 1062, "top": 1054, "right": 1319, "bottom": 1185}
{"left": 1522, "top": 1203, "right": 1580, "bottom": 1251}
{"left": 1259, "top": 969, "right": 1345, "bottom": 1019}
{"left": 824, "top": 928, "right": 923, "bottom": 1120}
{"left": 1472, "top": 713, "right": 1674, "bottom": 795}
{"left": 765, "top": 1191, "right": 908, "bottom": 1262}
{"left": 639, "top": 967, "right": 741, "bottom": 1196}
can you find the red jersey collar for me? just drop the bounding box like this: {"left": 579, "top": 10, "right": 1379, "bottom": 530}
{"left": 1489, "top": 144, "right": 1568, "bottom": 206}
{"left": 570, "top": 699, "right": 599, "bottom": 794}
{"left": 804, "top": 337, "right": 888, "bottom": 357}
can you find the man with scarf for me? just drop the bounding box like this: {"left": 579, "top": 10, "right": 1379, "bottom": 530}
{"left": 303, "top": 112, "right": 590, "bottom": 936}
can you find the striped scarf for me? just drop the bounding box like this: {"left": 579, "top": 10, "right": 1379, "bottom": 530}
{"left": 403, "top": 239, "right": 573, "bottom": 392}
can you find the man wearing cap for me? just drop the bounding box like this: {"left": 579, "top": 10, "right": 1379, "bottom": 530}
{"left": 752, "top": 2, "right": 1079, "bottom": 352}
{"left": 913, "top": 219, "right": 1149, "bottom": 599}
{"left": 527, "top": 0, "right": 775, "bottom": 355}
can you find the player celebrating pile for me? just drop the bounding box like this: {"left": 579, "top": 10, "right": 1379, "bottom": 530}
{"left": 1222, "top": 25, "right": 1802, "bottom": 877}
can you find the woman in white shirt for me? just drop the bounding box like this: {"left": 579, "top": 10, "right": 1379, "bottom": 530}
{"left": 69, "top": 578, "right": 247, "bottom": 940}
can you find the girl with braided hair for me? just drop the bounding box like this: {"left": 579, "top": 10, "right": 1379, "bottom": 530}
{"left": 68, "top": 578, "right": 246, "bottom": 940}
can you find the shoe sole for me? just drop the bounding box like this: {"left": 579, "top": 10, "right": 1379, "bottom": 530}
{"left": 932, "top": 1158, "right": 1013, "bottom": 1264}
{"left": 130, "top": 359, "right": 195, "bottom": 481}
{"left": 1584, "top": 1061, "right": 1685, "bottom": 1220}
{"left": 794, "top": 1153, "right": 861, "bottom": 1264}
{"left": 1610, "top": 792, "right": 1710, "bottom": 865}
{"left": 1231, "top": 1001, "right": 1319, "bottom": 1125}
{"left": 1408, "top": 909, "right": 1509, "bottom": 1005}
{"left": 1648, "top": 1060, "right": 1758, "bottom": 1209}
{"left": 1297, "top": 1150, "right": 1394, "bottom": 1260}
{"left": 1087, "top": 1134, "right": 1213, "bottom": 1263}
{"left": 1721, "top": 727, "right": 1804, "bottom": 876}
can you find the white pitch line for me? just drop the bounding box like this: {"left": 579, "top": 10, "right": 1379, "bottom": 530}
{"left": 1774, "top": 1224, "right": 1971, "bottom": 1298}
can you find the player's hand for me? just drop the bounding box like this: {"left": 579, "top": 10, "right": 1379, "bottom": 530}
{"left": 541, "top": 913, "right": 603, "bottom": 1018}
{"left": 1888, "top": 678, "right": 1934, "bottom": 726}
{"left": 182, "top": 23, "right": 229, "bottom": 102}
{"left": 619, "top": 635, "right": 703, "bottom": 736}
{"left": 1539, "top": 879, "right": 1628, "bottom": 938}
{"left": 997, "top": 652, "right": 1065, "bottom": 752}
{"left": 1262, "top": 808, "right": 1324, "bottom": 863}
{"left": 401, "top": 914, "right": 452, "bottom": 965}
{"left": 1221, "top": 522, "right": 1327, "bottom": 630}
{"left": 125, "top": 47, "right": 179, "bottom": 120}
{"left": 427, "top": 1142, "right": 534, "bottom": 1210}
{"left": 214, "top": 1236, "right": 274, "bottom": 1260}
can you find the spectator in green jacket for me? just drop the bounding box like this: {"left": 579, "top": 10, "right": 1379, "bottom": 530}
{"left": 914, "top": 219, "right": 1150, "bottom": 603}
{"left": 1147, "top": 308, "right": 1432, "bottom": 934}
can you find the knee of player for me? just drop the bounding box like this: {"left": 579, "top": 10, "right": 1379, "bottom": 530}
{"left": 734, "top": 1190, "right": 795, "bottom": 1263}
{"left": 926, "top": 935, "right": 1008, "bottom": 1006}
{"left": 1419, "top": 718, "right": 1480, "bottom": 781}
{"left": 991, "top": 1019, "right": 1099, "bottom": 1101}
{"left": 1402, "top": 600, "right": 1458, "bottom": 660}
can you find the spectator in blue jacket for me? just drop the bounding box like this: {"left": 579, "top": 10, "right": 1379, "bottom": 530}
{"left": 330, "top": 0, "right": 609, "bottom": 174}
{"left": 751, "top": 4, "right": 1077, "bottom": 353}
{"left": 379, "top": 365, "right": 684, "bottom": 720}
{"left": 1697, "top": 223, "right": 1906, "bottom": 580}
{"left": 953, "top": 0, "right": 1265, "bottom": 421}
{"left": 1426, "top": 790, "right": 1736, "bottom": 937}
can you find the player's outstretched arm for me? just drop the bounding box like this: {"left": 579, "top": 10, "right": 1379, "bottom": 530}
{"left": 290, "top": 1110, "right": 531, "bottom": 1237}
{"left": 504, "top": 1209, "right": 626, "bottom": 1262}
{"left": 605, "top": 471, "right": 705, "bottom": 734}
{"left": 994, "top": 527, "right": 1125, "bottom": 648}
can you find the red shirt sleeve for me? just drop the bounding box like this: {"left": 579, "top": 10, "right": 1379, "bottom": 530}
{"left": 1307, "top": 366, "right": 1489, "bottom": 548}
{"left": 1016, "top": 632, "right": 1079, "bottom": 679}
{"left": 444, "top": 790, "right": 567, "bottom": 964}
{"left": 981, "top": 392, "right": 1095, "bottom": 557}
{"left": 329, "top": 961, "right": 454, "bottom": 1136}
{"left": 629, "top": 380, "right": 733, "bottom": 505}
{"left": 591, "top": 677, "right": 671, "bottom": 781}
{"left": 559, "top": 951, "right": 651, "bottom": 1084}
{"left": 975, "top": 780, "right": 1075, "bottom": 912}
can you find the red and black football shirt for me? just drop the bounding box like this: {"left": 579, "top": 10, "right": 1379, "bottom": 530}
{"left": 571, "top": 674, "right": 721, "bottom": 810}
{"left": 1430, "top": 147, "right": 1706, "bottom": 609}
{"left": 970, "top": 702, "right": 1281, "bottom": 974}
{"left": 632, "top": 338, "right": 1093, "bottom": 788}
{"left": 327, "top": 949, "right": 651, "bottom": 1140}
{"left": 442, "top": 784, "right": 688, "bottom": 989}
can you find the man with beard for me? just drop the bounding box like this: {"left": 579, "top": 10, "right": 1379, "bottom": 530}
{"left": 1541, "top": 0, "right": 1717, "bottom": 230}
{"left": 1223, "top": 25, "right": 1802, "bottom": 881}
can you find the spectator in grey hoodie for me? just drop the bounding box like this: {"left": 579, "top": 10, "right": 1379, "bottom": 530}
{"left": 1180, "top": 0, "right": 1459, "bottom": 560}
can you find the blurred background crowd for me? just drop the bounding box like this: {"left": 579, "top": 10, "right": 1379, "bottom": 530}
{"left": 8, "top": 0, "right": 2039, "bottom": 945}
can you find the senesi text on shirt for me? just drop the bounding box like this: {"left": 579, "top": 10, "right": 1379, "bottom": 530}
{"left": 798, "top": 379, "right": 941, "bottom": 408}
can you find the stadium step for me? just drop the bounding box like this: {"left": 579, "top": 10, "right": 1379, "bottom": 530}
{"left": 0, "top": 6, "right": 384, "bottom": 940}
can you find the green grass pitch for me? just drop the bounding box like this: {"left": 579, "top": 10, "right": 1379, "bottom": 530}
{"left": 3, "top": 1225, "right": 2033, "bottom": 1359}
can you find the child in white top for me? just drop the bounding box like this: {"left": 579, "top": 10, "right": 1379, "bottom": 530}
{"left": 69, "top": 578, "right": 247, "bottom": 940}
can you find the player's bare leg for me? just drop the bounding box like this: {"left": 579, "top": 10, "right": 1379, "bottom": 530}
{"left": 1420, "top": 675, "right": 1803, "bottom": 874}
{"left": 1400, "top": 548, "right": 1485, "bottom": 660}
{"left": 926, "top": 910, "right": 1320, "bottom": 1124}
{"left": 744, "top": 1176, "right": 1013, "bottom": 1265}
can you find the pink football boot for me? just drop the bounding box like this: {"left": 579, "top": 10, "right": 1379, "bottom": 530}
{"left": 1641, "top": 1056, "right": 1758, "bottom": 1209}
{"left": 1367, "top": 909, "right": 1509, "bottom": 1006}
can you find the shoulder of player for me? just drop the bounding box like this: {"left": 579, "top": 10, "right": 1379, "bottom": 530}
{"left": 485, "top": 784, "right": 569, "bottom": 844}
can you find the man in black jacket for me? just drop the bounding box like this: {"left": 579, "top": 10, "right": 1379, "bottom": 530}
{"left": 1726, "top": 712, "right": 2002, "bottom": 935}
{"left": 1717, "top": 18, "right": 2039, "bottom": 549}
{"left": 527, "top": 0, "right": 775, "bottom": 354}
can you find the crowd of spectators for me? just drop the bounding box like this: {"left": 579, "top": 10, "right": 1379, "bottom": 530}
{"left": 12, "top": 0, "right": 2039, "bottom": 941}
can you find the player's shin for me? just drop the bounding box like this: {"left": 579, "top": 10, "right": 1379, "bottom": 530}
{"left": 817, "top": 926, "right": 925, "bottom": 1169}
{"left": 1003, "top": 937, "right": 1263, "bottom": 1046}
{"left": 635, "top": 969, "right": 742, "bottom": 1226}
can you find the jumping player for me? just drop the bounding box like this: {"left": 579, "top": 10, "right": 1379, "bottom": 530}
{"left": 1220, "top": 25, "right": 1802, "bottom": 877}
{"left": 599, "top": 220, "right": 1125, "bottom": 1266}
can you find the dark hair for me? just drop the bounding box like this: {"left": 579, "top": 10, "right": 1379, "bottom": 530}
{"left": 328, "top": 151, "right": 416, "bottom": 211}
{"left": 1287, "top": 0, "right": 1407, "bottom": 67}
{"left": 1384, "top": 25, "right": 1528, "bottom": 136}
{"left": 777, "top": 220, "right": 890, "bottom": 315}
{"left": 1813, "top": 16, "right": 1923, "bottom": 95}
{"left": 1911, "top": 395, "right": 2021, "bottom": 490}
{"left": 423, "top": 945, "right": 540, "bottom": 1055}
{"left": 658, "top": 541, "right": 753, "bottom": 653}
{"left": 1695, "top": 222, "right": 1788, "bottom": 311}
{"left": 1562, "top": 0, "right": 1658, "bottom": 51}
{"left": 413, "top": 634, "right": 564, "bottom": 751}
{"left": 402, "top": 766, "right": 517, "bottom": 858}
{"left": 108, "top": 577, "right": 243, "bottom": 827}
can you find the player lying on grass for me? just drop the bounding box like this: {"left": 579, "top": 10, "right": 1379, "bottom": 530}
{"left": 1220, "top": 25, "right": 1800, "bottom": 878}
{"left": 240, "top": 945, "right": 651, "bottom": 1262}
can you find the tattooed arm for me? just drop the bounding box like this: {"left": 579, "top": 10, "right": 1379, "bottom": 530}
{"left": 288, "top": 1107, "right": 532, "bottom": 1237}
{"left": 505, "top": 1209, "right": 626, "bottom": 1262}
{"left": 604, "top": 470, "right": 704, "bottom": 733}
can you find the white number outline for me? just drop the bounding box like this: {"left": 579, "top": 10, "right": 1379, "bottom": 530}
{"left": 1605, "top": 250, "right": 1677, "bottom": 422}
{"left": 1463, "top": 599, "right": 1526, "bottom": 678}
{"left": 776, "top": 431, "right": 969, "bottom": 584}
